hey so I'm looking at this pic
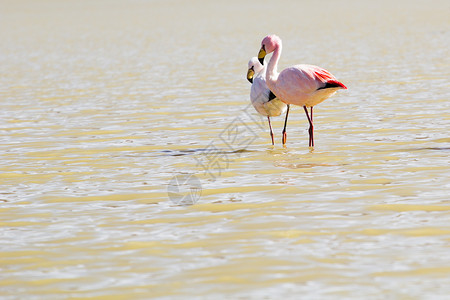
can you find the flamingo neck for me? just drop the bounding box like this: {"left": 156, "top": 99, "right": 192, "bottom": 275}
{"left": 266, "top": 44, "right": 281, "bottom": 89}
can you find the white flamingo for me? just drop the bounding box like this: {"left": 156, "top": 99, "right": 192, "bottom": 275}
{"left": 257, "top": 34, "right": 347, "bottom": 147}
{"left": 247, "top": 57, "right": 287, "bottom": 145}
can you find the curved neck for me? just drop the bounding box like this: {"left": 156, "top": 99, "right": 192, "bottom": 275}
{"left": 266, "top": 43, "right": 281, "bottom": 86}
{"left": 256, "top": 65, "right": 266, "bottom": 76}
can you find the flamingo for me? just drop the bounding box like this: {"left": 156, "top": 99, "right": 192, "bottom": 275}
{"left": 257, "top": 34, "right": 347, "bottom": 147}
{"left": 247, "top": 57, "right": 287, "bottom": 145}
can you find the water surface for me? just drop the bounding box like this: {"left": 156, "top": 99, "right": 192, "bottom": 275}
{"left": 1, "top": 0, "right": 449, "bottom": 299}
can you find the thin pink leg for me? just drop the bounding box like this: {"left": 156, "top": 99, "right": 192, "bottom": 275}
{"left": 303, "top": 106, "right": 314, "bottom": 147}
{"left": 282, "top": 104, "right": 290, "bottom": 145}
{"left": 267, "top": 116, "right": 274, "bottom": 145}
{"left": 310, "top": 107, "right": 314, "bottom": 147}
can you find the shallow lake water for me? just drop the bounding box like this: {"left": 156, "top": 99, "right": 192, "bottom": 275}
{"left": 1, "top": 0, "right": 449, "bottom": 299}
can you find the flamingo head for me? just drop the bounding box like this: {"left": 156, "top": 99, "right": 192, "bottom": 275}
{"left": 247, "top": 57, "right": 264, "bottom": 83}
{"left": 258, "top": 34, "right": 281, "bottom": 65}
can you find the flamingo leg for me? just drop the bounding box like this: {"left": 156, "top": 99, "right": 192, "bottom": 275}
{"left": 310, "top": 107, "right": 314, "bottom": 147}
{"left": 267, "top": 116, "right": 274, "bottom": 145}
{"left": 282, "top": 104, "right": 290, "bottom": 146}
{"left": 303, "top": 106, "right": 314, "bottom": 147}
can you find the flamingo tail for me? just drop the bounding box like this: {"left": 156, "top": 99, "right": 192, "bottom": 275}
{"left": 318, "top": 80, "right": 347, "bottom": 90}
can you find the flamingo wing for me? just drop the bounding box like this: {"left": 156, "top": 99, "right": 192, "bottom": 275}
{"left": 251, "top": 73, "right": 287, "bottom": 117}
{"left": 308, "top": 65, "right": 347, "bottom": 90}
{"left": 250, "top": 75, "right": 271, "bottom": 116}
{"left": 275, "top": 65, "right": 346, "bottom": 107}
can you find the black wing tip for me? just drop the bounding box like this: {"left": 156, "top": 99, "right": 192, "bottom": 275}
{"left": 317, "top": 81, "right": 346, "bottom": 90}
{"left": 268, "top": 90, "right": 277, "bottom": 101}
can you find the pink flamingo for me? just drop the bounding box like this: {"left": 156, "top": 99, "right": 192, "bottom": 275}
{"left": 258, "top": 34, "right": 347, "bottom": 147}
{"left": 247, "top": 57, "right": 287, "bottom": 145}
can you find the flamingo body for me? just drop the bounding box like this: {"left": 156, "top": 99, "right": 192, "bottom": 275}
{"left": 247, "top": 57, "right": 287, "bottom": 145}
{"left": 248, "top": 58, "right": 287, "bottom": 117}
{"left": 275, "top": 64, "right": 346, "bottom": 107}
{"left": 258, "top": 34, "right": 347, "bottom": 146}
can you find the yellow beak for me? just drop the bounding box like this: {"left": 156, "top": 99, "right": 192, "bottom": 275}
{"left": 247, "top": 67, "right": 255, "bottom": 83}
{"left": 258, "top": 46, "right": 266, "bottom": 65}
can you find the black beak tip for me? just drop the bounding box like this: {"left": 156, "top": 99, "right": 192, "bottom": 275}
{"left": 258, "top": 57, "right": 264, "bottom": 65}
{"left": 247, "top": 77, "right": 253, "bottom": 84}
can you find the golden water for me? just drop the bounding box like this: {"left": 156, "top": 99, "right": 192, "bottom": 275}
{"left": 1, "top": 0, "right": 449, "bottom": 298}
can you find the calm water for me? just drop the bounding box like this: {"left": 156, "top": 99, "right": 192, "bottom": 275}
{"left": 1, "top": 0, "right": 449, "bottom": 299}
